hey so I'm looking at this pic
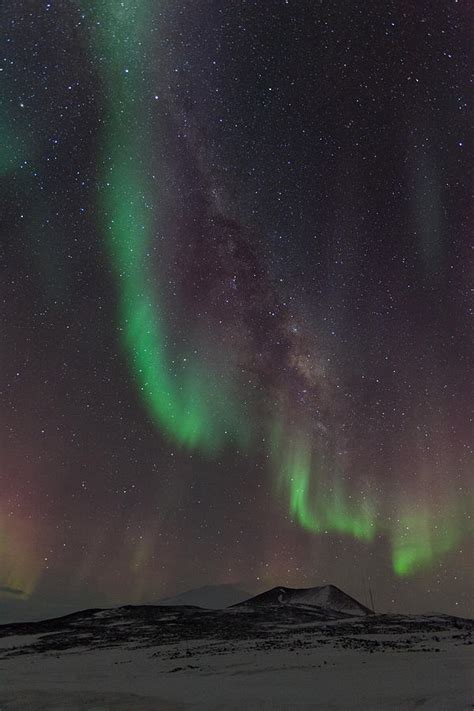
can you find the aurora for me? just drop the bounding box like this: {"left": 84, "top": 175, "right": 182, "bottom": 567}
{"left": 2, "top": 0, "right": 470, "bottom": 620}
{"left": 85, "top": 0, "right": 471, "bottom": 582}
{"left": 93, "top": 0, "right": 250, "bottom": 454}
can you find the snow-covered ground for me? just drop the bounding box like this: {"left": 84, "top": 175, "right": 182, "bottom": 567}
{"left": 0, "top": 642, "right": 472, "bottom": 710}
{"left": 0, "top": 606, "right": 472, "bottom": 709}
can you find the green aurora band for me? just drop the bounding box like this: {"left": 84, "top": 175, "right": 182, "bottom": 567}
{"left": 271, "top": 424, "right": 376, "bottom": 542}
{"left": 93, "top": 0, "right": 249, "bottom": 454}
{"left": 272, "top": 422, "right": 471, "bottom": 577}
{"left": 391, "top": 505, "right": 466, "bottom": 577}
{"left": 92, "top": 0, "right": 470, "bottom": 578}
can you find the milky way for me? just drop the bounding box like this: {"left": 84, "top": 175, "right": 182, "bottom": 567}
{"left": 1, "top": 1, "right": 472, "bottom": 622}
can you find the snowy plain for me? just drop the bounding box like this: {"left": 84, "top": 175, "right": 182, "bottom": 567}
{"left": 0, "top": 604, "right": 472, "bottom": 710}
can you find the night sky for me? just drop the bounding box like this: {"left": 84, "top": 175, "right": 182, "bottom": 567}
{"left": 1, "top": 1, "right": 472, "bottom": 623}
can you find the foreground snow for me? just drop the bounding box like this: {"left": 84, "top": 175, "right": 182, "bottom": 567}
{"left": 0, "top": 606, "right": 471, "bottom": 709}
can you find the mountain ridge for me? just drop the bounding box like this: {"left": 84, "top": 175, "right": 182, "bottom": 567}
{"left": 159, "top": 583, "right": 250, "bottom": 609}
{"left": 236, "top": 584, "right": 373, "bottom": 616}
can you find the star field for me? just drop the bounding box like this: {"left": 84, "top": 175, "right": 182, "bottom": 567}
{"left": 1, "top": 0, "right": 472, "bottom": 622}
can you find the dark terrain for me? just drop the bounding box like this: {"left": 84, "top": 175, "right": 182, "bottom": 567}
{"left": 0, "top": 601, "right": 471, "bottom": 660}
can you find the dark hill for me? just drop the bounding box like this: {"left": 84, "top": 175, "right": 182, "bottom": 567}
{"left": 237, "top": 584, "right": 373, "bottom": 616}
